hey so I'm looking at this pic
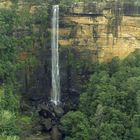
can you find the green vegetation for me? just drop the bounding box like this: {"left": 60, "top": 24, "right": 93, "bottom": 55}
{"left": 61, "top": 111, "right": 92, "bottom": 140}
{"left": 59, "top": 0, "right": 101, "bottom": 5}
{"left": 0, "top": 0, "right": 140, "bottom": 139}
{"left": 0, "top": 1, "right": 41, "bottom": 138}
{"left": 61, "top": 50, "right": 140, "bottom": 140}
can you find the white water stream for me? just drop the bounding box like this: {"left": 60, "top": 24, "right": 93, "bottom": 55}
{"left": 51, "top": 5, "right": 60, "bottom": 105}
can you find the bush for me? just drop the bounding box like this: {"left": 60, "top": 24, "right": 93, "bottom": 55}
{"left": 0, "top": 110, "right": 20, "bottom": 136}
{"left": 62, "top": 51, "right": 140, "bottom": 139}
{"left": 61, "top": 111, "right": 92, "bottom": 140}
{"left": 0, "top": 135, "right": 19, "bottom": 140}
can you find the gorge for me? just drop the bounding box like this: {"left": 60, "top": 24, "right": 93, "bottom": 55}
{"left": 0, "top": 0, "right": 140, "bottom": 140}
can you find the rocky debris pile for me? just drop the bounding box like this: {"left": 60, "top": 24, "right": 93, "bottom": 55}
{"left": 20, "top": 87, "right": 80, "bottom": 140}
{"left": 34, "top": 102, "right": 64, "bottom": 140}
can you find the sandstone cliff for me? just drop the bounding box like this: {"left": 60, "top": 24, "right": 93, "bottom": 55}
{"left": 1, "top": 0, "right": 140, "bottom": 62}
{"left": 59, "top": 1, "right": 140, "bottom": 61}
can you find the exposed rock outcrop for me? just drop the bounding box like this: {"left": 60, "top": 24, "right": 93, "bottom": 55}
{"left": 59, "top": 1, "right": 140, "bottom": 62}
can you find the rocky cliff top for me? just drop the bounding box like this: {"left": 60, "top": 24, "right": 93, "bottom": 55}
{"left": 60, "top": 1, "right": 140, "bottom": 16}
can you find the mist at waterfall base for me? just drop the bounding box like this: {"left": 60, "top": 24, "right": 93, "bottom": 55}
{"left": 51, "top": 5, "right": 60, "bottom": 106}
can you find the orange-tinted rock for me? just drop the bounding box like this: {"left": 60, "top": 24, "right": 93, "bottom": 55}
{"left": 18, "top": 52, "right": 29, "bottom": 60}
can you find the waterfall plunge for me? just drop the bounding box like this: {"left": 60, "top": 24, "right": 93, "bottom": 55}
{"left": 51, "top": 5, "right": 60, "bottom": 105}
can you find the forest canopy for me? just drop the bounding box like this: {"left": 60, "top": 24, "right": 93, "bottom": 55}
{"left": 61, "top": 50, "right": 140, "bottom": 140}
{"left": 0, "top": 0, "right": 140, "bottom": 140}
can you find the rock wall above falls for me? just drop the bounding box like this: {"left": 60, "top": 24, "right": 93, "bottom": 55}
{"left": 0, "top": 0, "right": 12, "bottom": 9}
{"left": 59, "top": 1, "right": 140, "bottom": 62}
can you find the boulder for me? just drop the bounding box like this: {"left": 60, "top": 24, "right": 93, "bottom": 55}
{"left": 53, "top": 106, "right": 64, "bottom": 118}
{"left": 33, "top": 124, "right": 43, "bottom": 132}
{"left": 38, "top": 103, "right": 49, "bottom": 112}
{"left": 45, "top": 134, "right": 52, "bottom": 140}
{"left": 38, "top": 103, "right": 55, "bottom": 118}
{"left": 24, "top": 134, "right": 52, "bottom": 140}
{"left": 42, "top": 118, "right": 52, "bottom": 131}
{"left": 51, "top": 126, "right": 62, "bottom": 140}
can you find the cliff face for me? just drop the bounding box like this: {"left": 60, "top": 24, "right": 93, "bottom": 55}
{"left": 0, "top": 0, "right": 12, "bottom": 8}
{"left": 0, "top": 0, "right": 140, "bottom": 101}
{"left": 1, "top": 1, "right": 140, "bottom": 62}
{"left": 59, "top": 1, "right": 140, "bottom": 62}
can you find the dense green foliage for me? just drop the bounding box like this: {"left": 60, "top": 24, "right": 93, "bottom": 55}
{"left": 0, "top": 6, "right": 21, "bottom": 138}
{"left": 62, "top": 111, "right": 92, "bottom": 140}
{"left": 61, "top": 50, "right": 140, "bottom": 140}
{"left": 0, "top": 2, "right": 40, "bottom": 138}
{"left": 0, "top": 0, "right": 140, "bottom": 139}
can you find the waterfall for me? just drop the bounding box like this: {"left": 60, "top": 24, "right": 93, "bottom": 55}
{"left": 51, "top": 5, "right": 60, "bottom": 105}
